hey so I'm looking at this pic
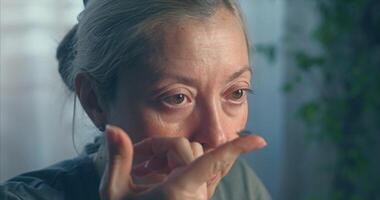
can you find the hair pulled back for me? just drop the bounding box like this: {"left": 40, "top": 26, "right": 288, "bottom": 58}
{"left": 56, "top": 0, "right": 245, "bottom": 106}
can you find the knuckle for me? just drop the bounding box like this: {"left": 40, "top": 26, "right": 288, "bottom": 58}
{"left": 211, "top": 159, "right": 232, "bottom": 177}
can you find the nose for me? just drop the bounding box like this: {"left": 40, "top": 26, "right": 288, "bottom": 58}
{"left": 191, "top": 101, "right": 228, "bottom": 150}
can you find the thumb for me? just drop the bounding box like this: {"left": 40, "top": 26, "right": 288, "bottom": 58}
{"left": 99, "top": 125, "right": 135, "bottom": 199}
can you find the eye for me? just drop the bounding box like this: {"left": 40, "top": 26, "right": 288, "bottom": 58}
{"left": 231, "top": 89, "right": 245, "bottom": 100}
{"left": 226, "top": 88, "right": 252, "bottom": 104}
{"left": 162, "top": 93, "right": 188, "bottom": 106}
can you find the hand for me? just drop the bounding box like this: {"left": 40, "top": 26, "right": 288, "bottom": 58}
{"left": 99, "top": 125, "right": 267, "bottom": 200}
{"left": 130, "top": 135, "right": 205, "bottom": 186}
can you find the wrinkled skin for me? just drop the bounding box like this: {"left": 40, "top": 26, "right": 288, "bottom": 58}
{"left": 75, "top": 8, "right": 267, "bottom": 200}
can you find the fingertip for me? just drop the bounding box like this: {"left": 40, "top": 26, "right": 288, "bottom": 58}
{"left": 253, "top": 136, "right": 267, "bottom": 148}
{"left": 237, "top": 135, "right": 267, "bottom": 153}
{"left": 106, "top": 124, "right": 132, "bottom": 141}
{"left": 105, "top": 124, "right": 113, "bottom": 131}
{"left": 105, "top": 125, "right": 120, "bottom": 143}
{"left": 105, "top": 124, "right": 117, "bottom": 132}
{"left": 105, "top": 124, "right": 134, "bottom": 158}
{"left": 106, "top": 124, "right": 124, "bottom": 135}
{"left": 105, "top": 124, "right": 119, "bottom": 156}
{"left": 105, "top": 124, "right": 122, "bottom": 143}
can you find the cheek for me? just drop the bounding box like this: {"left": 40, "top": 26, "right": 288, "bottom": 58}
{"left": 131, "top": 107, "right": 192, "bottom": 140}
{"left": 107, "top": 98, "right": 159, "bottom": 142}
{"left": 224, "top": 103, "right": 249, "bottom": 139}
{"left": 109, "top": 99, "right": 249, "bottom": 143}
{"left": 109, "top": 99, "right": 195, "bottom": 142}
{"left": 240, "top": 102, "right": 249, "bottom": 126}
{"left": 107, "top": 107, "right": 141, "bottom": 142}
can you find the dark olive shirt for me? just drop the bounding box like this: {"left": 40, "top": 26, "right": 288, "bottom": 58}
{"left": 1, "top": 155, "right": 271, "bottom": 200}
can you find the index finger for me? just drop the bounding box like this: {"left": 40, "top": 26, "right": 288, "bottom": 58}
{"left": 174, "top": 135, "right": 266, "bottom": 188}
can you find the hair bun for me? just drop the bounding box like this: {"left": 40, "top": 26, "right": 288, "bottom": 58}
{"left": 56, "top": 24, "right": 78, "bottom": 91}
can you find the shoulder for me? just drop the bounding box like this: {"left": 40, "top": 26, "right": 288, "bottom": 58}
{"left": 0, "top": 155, "right": 100, "bottom": 200}
{"left": 212, "top": 158, "right": 272, "bottom": 200}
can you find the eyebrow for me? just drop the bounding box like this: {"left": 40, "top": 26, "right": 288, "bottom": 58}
{"left": 156, "top": 65, "right": 252, "bottom": 87}
{"left": 225, "top": 65, "right": 252, "bottom": 84}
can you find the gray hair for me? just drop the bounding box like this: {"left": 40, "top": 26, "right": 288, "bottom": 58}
{"left": 56, "top": 0, "right": 247, "bottom": 107}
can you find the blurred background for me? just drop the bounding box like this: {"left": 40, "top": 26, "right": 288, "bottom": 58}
{"left": 1, "top": 0, "right": 379, "bottom": 199}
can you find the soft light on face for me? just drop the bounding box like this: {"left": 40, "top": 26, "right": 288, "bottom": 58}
{"left": 108, "top": 8, "right": 251, "bottom": 152}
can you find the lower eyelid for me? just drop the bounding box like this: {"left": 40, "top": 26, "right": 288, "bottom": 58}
{"left": 226, "top": 88, "right": 250, "bottom": 97}
{"left": 232, "top": 97, "right": 247, "bottom": 104}
{"left": 161, "top": 95, "right": 193, "bottom": 108}
{"left": 227, "top": 92, "right": 249, "bottom": 104}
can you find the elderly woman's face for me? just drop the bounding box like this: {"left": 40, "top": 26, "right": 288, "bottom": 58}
{"left": 108, "top": 9, "right": 250, "bottom": 152}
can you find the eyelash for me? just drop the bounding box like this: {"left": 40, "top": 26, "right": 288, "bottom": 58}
{"left": 226, "top": 88, "right": 253, "bottom": 104}
{"left": 159, "top": 88, "right": 253, "bottom": 109}
{"left": 162, "top": 93, "right": 189, "bottom": 106}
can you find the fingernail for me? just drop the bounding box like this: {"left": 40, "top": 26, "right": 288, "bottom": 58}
{"left": 105, "top": 124, "right": 113, "bottom": 132}
{"left": 240, "top": 136, "right": 267, "bottom": 152}
{"left": 105, "top": 125, "right": 115, "bottom": 142}
{"left": 257, "top": 137, "right": 267, "bottom": 148}
{"left": 105, "top": 125, "right": 121, "bottom": 155}
{"left": 105, "top": 125, "right": 113, "bottom": 142}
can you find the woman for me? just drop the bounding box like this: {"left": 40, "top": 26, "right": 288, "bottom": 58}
{"left": 1, "top": 0, "right": 271, "bottom": 199}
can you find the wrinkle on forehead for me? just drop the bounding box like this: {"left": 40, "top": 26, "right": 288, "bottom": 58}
{"left": 156, "top": 8, "right": 247, "bottom": 69}
{"left": 117, "top": 7, "right": 249, "bottom": 98}
{"left": 158, "top": 11, "right": 246, "bottom": 85}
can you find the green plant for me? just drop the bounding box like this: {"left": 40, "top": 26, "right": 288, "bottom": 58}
{"left": 287, "top": 0, "right": 380, "bottom": 199}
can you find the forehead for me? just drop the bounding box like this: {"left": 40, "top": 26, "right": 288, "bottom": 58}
{"left": 156, "top": 8, "right": 248, "bottom": 71}
{"left": 116, "top": 8, "right": 249, "bottom": 96}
